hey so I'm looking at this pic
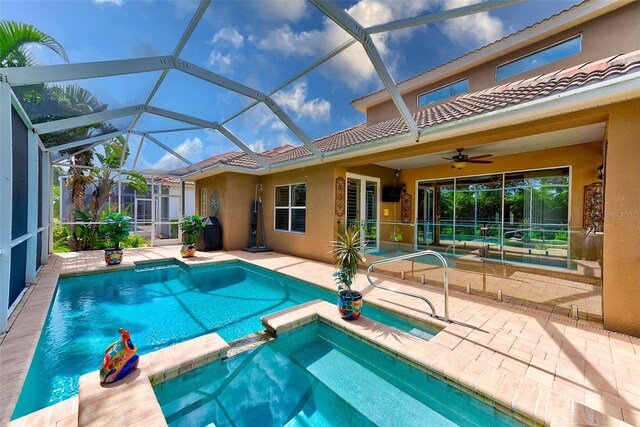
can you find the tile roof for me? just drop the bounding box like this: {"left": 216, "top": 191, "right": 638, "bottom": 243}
{"left": 177, "top": 50, "right": 640, "bottom": 175}
{"left": 350, "top": 0, "right": 589, "bottom": 106}
{"left": 156, "top": 177, "right": 194, "bottom": 185}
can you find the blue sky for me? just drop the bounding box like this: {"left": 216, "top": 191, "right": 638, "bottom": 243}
{"left": 2, "top": 0, "right": 580, "bottom": 172}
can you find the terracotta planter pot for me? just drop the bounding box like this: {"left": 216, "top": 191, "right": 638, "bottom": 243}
{"left": 104, "top": 248, "right": 124, "bottom": 265}
{"left": 337, "top": 290, "right": 363, "bottom": 320}
{"left": 180, "top": 242, "right": 197, "bottom": 258}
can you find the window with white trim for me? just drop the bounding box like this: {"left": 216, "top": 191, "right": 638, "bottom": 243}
{"left": 200, "top": 188, "right": 207, "bottom": 216}
{"left": 274, "top": 183, "right": 306, "bottom": 233}
{"left": 417, "top": 78, "right": 468, "bottom": 107}
{"left": 496, "top": 35, "right": 582, "bottom": 81}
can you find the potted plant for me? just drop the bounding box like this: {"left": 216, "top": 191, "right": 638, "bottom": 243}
{"left": 99, "top": 213, "right": 132, "bottom": 265}
{"left": 332, "top": 226, "right": 365, "bottom": 320}
{"left": 179, "top": 215, "right": 205, "bottom": 257}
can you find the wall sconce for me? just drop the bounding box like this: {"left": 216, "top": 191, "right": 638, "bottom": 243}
{"left": 597, "top": 164, "right": 604, "bottom": 180}
{"left": 383, "top": 208, "right": 390, "bottom": 216}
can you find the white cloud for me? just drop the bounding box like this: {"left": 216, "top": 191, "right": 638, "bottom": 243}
{"left": 94, "top": 0, "right": 123, "bottom": 6}
{"left": 212, "top": 27, "right": 244, "bottom": 48}
{"left": 207, "top": 50, "right": 232, "bottom": 73}
{"left": 272, "top": 81, "right": 330, "bottom": 122}
{"left": 255, "top": 0, "right": 308, "bottom": 22}
{"left": 440, "top": 0, "right": 506, "bottom": 46}
{"left": 256, "top": 0, "right": 437, "bottom": 90}
{"left": 248, "top": 139, "right": 266, "bottom": 153}
{"left": 154, "top": 137, "right": 204, "bottom": 170}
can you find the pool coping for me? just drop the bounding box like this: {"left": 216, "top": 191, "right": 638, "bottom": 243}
{"left": 8, "top": 331, "right": 230, "bottom": 427}
{"left": 2, "top": 247, "right": 639, "bottom": 426}
{"left": 261, "top": 299, "right": 628, "bottom": 427}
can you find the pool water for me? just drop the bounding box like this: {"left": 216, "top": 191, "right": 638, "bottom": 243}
{"left": 156, "top": 322, "right": 525, "bottom": 427}
{"left": 13, "top": 260, "right": 439, "bottom": 419}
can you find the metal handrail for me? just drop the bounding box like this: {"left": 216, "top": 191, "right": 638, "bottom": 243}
{"left": 365, "top": 250, "right": 450, "bottom": 322}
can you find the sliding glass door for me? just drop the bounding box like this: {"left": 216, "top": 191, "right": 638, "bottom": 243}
{"left": 415, "top": 167, "right": 570, "bottom": 267}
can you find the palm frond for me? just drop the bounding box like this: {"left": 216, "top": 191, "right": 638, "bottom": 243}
{"left": 0, "top": 21, "right": 69, "bottom": 66}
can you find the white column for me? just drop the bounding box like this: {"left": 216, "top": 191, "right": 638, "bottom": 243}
{"left": 0, "top": 82, "right": 13, "bottom": 332}
{"left": 41, "top": 149, "right": 51, "bottom": 264}
{"left": 25, "top": 131, "right": 38, "bottom": 283}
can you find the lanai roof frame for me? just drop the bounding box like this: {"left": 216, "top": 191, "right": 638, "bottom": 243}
{"left": 0, "top": 0, "right": 529, "bottom": 176}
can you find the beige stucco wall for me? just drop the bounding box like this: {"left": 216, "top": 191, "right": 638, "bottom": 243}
{"left": 602, "top": 100, "right": 640, "bottom": 336}
{"left": 195, "top": 173, "right": 259, "bottom": 251}
{"left": 261, "top": 163, "right": 336, "bottom": 264}
{"left": 366, "top": 2, "right": 640, "bottom": 125}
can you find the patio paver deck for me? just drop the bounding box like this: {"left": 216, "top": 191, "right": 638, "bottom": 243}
{"left": 1, "top": 246, "right": 638, "bottom": 426}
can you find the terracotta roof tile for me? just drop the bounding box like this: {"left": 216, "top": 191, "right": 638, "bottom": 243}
{"left": 350, "top": 0, "right": 590, "bottom": 106}
{"left": 175, "top": 50, "right": 640, "bottom": 174}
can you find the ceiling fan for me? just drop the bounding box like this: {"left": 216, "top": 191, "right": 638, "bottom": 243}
{"left": 443, "top": 148, "right": 493, "bottom": 170}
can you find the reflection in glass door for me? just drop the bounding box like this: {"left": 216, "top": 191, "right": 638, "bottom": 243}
{"left": 346, "top": 174, "right": 380, "bottom": 253}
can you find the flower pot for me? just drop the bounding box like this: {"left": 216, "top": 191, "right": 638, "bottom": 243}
{"left": 180, "top": 242, "right": 197, "bottom": 258}
{"left": 337, "top": 290, "right": 363, "bottom": 320}
{"left": 104, "top": 248, "right": 123, "bottom": 265}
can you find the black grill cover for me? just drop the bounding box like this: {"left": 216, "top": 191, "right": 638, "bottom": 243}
{"left": 201, "top": 216, "right": 222, "bottom": 251}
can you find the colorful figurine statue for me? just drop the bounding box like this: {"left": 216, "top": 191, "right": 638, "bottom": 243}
{"left": 99, "top": 328, "right": 139, "bottom": 384}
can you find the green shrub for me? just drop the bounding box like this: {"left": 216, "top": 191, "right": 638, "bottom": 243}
{"left": 180, "top": 215, "right": 205, "bottom": 243}
{"left": 53, "top": 223, "right": 71, "bottom": 252}
{"left": 120, "top": 234, "right": 150, "bottom": 248}
{"left": 170, "top": 219, "right": 179, "bottom": 238}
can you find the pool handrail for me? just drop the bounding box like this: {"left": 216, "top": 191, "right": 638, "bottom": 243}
{"left": 365, "top": 250, "right": 450, "bottom": 322}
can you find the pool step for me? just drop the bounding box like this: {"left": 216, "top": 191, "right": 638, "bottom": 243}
{"left": 293, "top": 347, "right": 457, "bottom": 427}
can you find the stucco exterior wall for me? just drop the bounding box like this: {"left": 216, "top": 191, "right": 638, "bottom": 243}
{"left": 195, "top": 173, "right": 259, "bottom": 251}
{"left": 365, "top": 2, "right": 640, "bottom": 125}
{"left": 602, "top": 100, "right": 640, "bottom": 336}
{"left": 261, "top": 163, "right": 336, "bottom": 264}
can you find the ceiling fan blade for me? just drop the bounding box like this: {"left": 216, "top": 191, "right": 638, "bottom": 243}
{"left": 442, "top": 157, "right": 455, "bottom": 161}
{"left": 466, "top": 154, "right": 493, "bottom": 160}
{"left": 467, "top": 159, "right": 493, "bottom": 164}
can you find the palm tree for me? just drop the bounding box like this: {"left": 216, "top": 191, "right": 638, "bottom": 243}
{"left": 0, "top": 20, "right": 69, "bottom": 67}
{"left": 66, "top": 136, "right": 148, "bottom": 251}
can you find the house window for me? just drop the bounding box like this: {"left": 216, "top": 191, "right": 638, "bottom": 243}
{"left": 200, "top": 188, "right": 207, "bottom": 216}
{"left": 274, "top": 183, "right": 306, "bottom": 233}
{"left": 417, "top": 78, "right": 468, "bottom": 107}
{"left": 496, "top": 35, "right": 582, "bottom": 81}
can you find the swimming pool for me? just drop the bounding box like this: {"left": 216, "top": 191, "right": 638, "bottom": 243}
{"left": 13, "top": 260, "right": 439, "bottom": 419}
{"left": 156, "top": 321, "right": 525, "bottom": 426}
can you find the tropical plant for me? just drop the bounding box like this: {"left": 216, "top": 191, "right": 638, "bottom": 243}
{"left": 120, "top": 234, "right": 149, "bottom": 249}
{"left": 52, "top": 222, "right": 70, "bottom": 252}
{"left": 332, "top": 226, "right": 364, "bottom": 294}
{"left": 88, "top": 137, "right": 148, "bottom": 219}
{"left": 99, "top": 213, "right": 132, "bottom": 250}
{"left": 64, "top": 137, "right": 147, "bottom": 251}
{"left": 180, "top": 215, "right": 205, "bottom": 243}
{"left": 71, "top": 210, "right": 104, "bottom": 251}
{"left": 0, "top": 20, "right": 68, "bottom": 67}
